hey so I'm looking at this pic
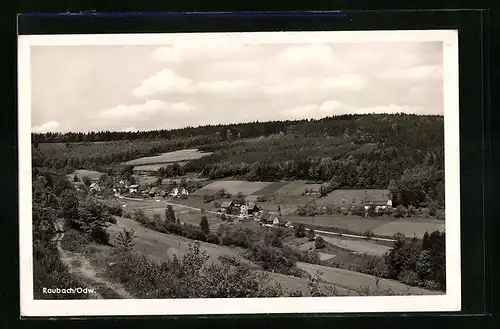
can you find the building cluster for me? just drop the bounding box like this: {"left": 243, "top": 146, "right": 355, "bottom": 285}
{"left": 218, "top": 201, "right": 291, "bottom": 227}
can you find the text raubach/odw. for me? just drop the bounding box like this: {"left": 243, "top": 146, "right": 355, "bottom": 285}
{"left": 42, "top": 287, "right": 96, "bottom": 294}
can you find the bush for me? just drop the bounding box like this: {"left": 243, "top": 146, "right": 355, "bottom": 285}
{"left": 256, "top": 195, "right": 268, "bottom": 202}
{"left": 163, "top": 222, "right": 184, "bottom": 235}
{"left": 351, "top": 205, "right": 365, "bottom": 216}
{"left": 133, "top": 209, "right": 149, "bottom": 225}
{"left": 82, "top": 176, "right": 91, "bottom": 187}
{"left": 393, "top": 205, "right": 407, "bottom": 218}
{"left": 114, "top": 228, "right": 136, "bottom": 253}
{"left": 106, "top": 203, "right": 123, "bottom": 216}
{"left": 363, "top": 230, "right": 374, "bottom": 239}
{"left": 297, "top": 204, "right": 316, "bottom": 217}
{"left": 315, "top": 236, "right": 326, "bottom": 249}
{"left": 307, "top": 229, "right": 316, "bottom": 241}
{"left": 207, "top": 233, "right": 221, "bottom": 245}
{"left": 294, "top": 223, "right": 307, "bottom": 238}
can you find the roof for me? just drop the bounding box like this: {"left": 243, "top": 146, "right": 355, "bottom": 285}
{"left": 129, "top": 184, "right": 139, "bottom": 188}
{"left": 90, "top": 183, "right": 99, "bottom": 188}
{"left": 220, "top": 201, "right": 234, "bottom": 208}
{"left": 247, "top": 202, "right": 258, "bottom": 209}
{"left": 149, "top": 187, "right": 158, "bottom": 194}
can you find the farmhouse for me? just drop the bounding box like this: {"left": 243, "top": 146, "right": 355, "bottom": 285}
{"left": 220, "top": 201, "right": 236, "bottom": 214}
{"left": 159, "top": 189, "right": 167, "bottom": 198}
{"left": 148, "top": 186, "right": 158, "bottom": 197}
{"left": 169, "top": 187, "right": 179, "bottom": 198}
{"left": 247, "top": 202, "right": 260, "bottom": 214}
{"left": 89, "top": 183, "right": 101, "bottom": 192}
{"left": 128, "top": 184, "right": 139, "bottom": 193}
{"left": 180, "top": 187, "right": 189, "bottom": 196}
{"left": 262, "top": 213, "right": 280, "bottom": 226}
{"left": 240, "top": 204, "right": 248, "bottom": 217}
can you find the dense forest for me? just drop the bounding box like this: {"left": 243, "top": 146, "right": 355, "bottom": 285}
{"left": 32, "top": 114, "right": 445, "bottom": 208}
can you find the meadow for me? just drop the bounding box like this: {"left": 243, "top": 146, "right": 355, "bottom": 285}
{"left": 124, "top": 149, "right": 212, "bottom": 170}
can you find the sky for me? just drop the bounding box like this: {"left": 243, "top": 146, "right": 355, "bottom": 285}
{"left": 30, "top": 37, "right": 444, "bottom": 133}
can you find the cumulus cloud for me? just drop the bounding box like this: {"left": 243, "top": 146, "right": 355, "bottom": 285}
{"left": 132, "top": 69, "right": 194, "bottom": 98}
{"left": 98, "top": 100, "right": 193, "bottom": 120}
{"left": 153, "top": 41, "right": 254, "bottom": 63}
{"left": 381, "top": 65, "right": 443, "bottom": 80}
{"left": 32, "top": 121, "right": 60, "bottom": 133}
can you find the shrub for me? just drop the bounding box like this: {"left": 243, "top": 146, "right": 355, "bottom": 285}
{"left": 106, "top": 203, "right": 123, "bottom": 216}
{"left": 351, "top": 205, "right": 365, "bottom": 216}
{"left": 133, "top": 209, "right": 149, "bottom": 225}
{"left": 184, "top": 227, "right": 207, "bottom": 242}
{"left": 294, "top": 223, "right": 307, "bottom": 238}
{"left": 364, "top": 230, "right": 374, "bottom": 239}
{"left": 393, "top": 205, "right": 407, "bottom": 218}
{"left": 114, "top": 228, "right": 136, "bottom": 253}
{"left": 307, "top": 229, "right": 316, "bottom": 241}
{"left": 256, "top": 195, "right": 268, "bottom": 202}
{"left": 315, "top": 236, "right": 326, "bottom": 249}
{"left": 82, "top": 176, "right": 91, "bottom": 186}
{"left": 207, "top": 233, "right": 221, "bottom": 245}
{"left": 163, "top": 222, "right": 184, "bottom": 235}
{"left": 297, "top": 204, "right": 316, "bottom": 217}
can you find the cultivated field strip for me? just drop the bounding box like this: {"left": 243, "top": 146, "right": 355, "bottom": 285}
{"left": 296, "top": 262, "right": 442, "bottom": 295}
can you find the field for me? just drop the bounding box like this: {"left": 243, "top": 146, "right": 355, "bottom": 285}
{"left": 316, "top": 234, "right": 392, "bottom": 256}
{"left": 103, "top": 197, "right": 224, "bottom": 231}
{"left": 106, "top": 216, "right": 358, "bottom": 296}
{"left": 124, "top": 149, "right": 212, "bottom": 170}
{"left": 192, "top": 180, "right": 273, "bottom": 196}
{"left": 296, "top": 262, "right": 442, "bottom": 295}
{"left": 373, "top": 220, "right": 445, "bottom": 237}
{"left": 133, "top": 162, "right": 189, "bottom": 171}
{"left": 315, "top": 189, "right": 391, "bottom": 207}
{"left": 288, "top": 215, "right": 389, "bottom": 233}
{"left": 67, "top": 169, "right": 104, "bottom": 182}
{"left": 288, "top": 214, "right": 445, "bottom": 239}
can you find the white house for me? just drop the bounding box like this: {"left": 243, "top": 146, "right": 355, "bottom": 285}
{"left": 128, "top": 184, "right": 139, "bottom": 193}
{"left": 169, "top": 187, "right": 179, "bottom": 197}
{"left": 240, "top": 204, "right": 249, "bottom": 217}
{"left": 89, "top": 183, "right": 101, "bottom": 192}
{"left": 180, "top": 188, "right": 189, "bottom": 196}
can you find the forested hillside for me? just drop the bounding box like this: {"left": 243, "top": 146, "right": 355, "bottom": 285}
{"left": 32, "top": 114, "right": 445, "bottom": 208}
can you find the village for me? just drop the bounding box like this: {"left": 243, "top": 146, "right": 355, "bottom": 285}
{"left": 70, "top": 170, "right": 399, "bottom": 233}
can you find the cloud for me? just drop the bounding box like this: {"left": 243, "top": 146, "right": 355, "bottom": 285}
{"left": 279, "top": 44, "right": 337, "bottom": 67}
{"left": 32, "top": 121, "right": 60, "bottom": 133}
{"left": 132, "top": 69, "right": 194, "bottom": 98}
{"left": 98, "top": 100, "right": 193, "bottom": 120}
{"left": 153, "top": 42, "right": 254, "bottom": 63}
{"left": 381, "top": 65, "right": 442, "bottom": 80}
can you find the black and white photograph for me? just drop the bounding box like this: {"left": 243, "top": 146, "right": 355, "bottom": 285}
{"left": 18, "top": 30, "right": 461, "bottom": 316}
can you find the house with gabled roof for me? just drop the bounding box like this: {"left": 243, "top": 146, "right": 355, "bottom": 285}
{"left": 128, "top": 184, "right": 139, "bottom": 193}
{"left": 220, "top": 201, "right": 236, "bottom": 214}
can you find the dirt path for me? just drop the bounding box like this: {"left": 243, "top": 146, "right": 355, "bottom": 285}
{"left": 53, "top": 220, "right": 133, "bottom": 299}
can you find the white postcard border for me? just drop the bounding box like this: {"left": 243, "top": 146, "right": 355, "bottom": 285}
{"left": 18, "top": 29, "right": 461, "bottom": 316}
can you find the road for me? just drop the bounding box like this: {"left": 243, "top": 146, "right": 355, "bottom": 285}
{"left": 51, "top": 219, "right": 132, "bottom": 299}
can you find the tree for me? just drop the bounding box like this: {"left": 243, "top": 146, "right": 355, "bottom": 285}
{"left": 59, "top": 189, "right": 80, "bottom": 224}
{"left": 53, "top": 177, "right": 73, "bottom": 196}
{"left": 73, "top": 175, "right": 79, "bottom": 182}
{"left": 82, "top": 176, "right": 91, "bottom": 187}
{"left": 294, "top": 223, "right": 307, "bottom": 238}
{"left": 165, "top": 205, "right": 176, "bottom": 224}
{"left": 114, "top": 228, "right": 136, "bottom": 252}
{"left": 200, "top": 216, "right": 210, "bottom": 235}
{"left": 315, "top": 236, "right": 326, "bottom": 249}
{"left": 76, "top": 197, "right": 110, "bottom": 244}
{"left": 307, "top": 229, "right": 316, "bottom": 241}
